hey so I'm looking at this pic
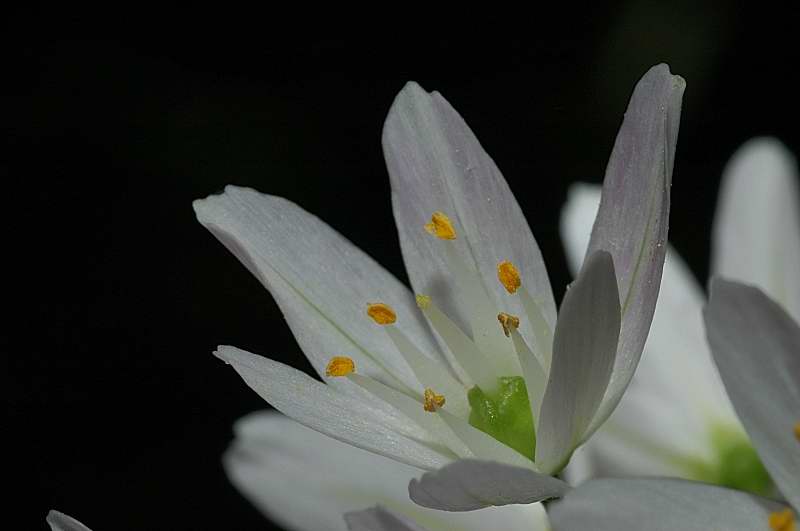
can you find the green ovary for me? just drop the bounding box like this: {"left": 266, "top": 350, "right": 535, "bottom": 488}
{"left": 688, "top": 425, "right": 772, "bottom": 496}
{"left": 467, "top": 376, "right": 536, "bottom": 461}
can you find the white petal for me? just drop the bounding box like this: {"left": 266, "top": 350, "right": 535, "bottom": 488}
{"left": 705, "top": 279, "right": 800, "bottom": 509}
{"left": 225, "top": 411, "right": 549, "bottom": 531}
{"left": 560, "top": 183, "right": 601, "bottom": 277}
{"left": 586, "top": 64, "right": 685, "bottom": 434}
{"left": 345, "top": 507, "right": 428, "bottom": 531}
{"left": 46, "top": 511, "right": 93, "bottom": 531}
{"left": 712, "top": 137, "right": 800, "bottom": 322}
{"left": 566, "top": 249, "right": 741, "bottom": 482}
{"left": 383, "top": 82, "right": 556, "bottom": 349}
{"left": 409, "top": 459, "right": 569, "bottom": 511}
{"left": 549, "top": 478, "right": 784, "bottom": 531}
{"left": 215, "top": 346, "right": 452, "bottom": 470}
{"left": 194, "top": 186, "right": 446, "bottom": 391}
{"left": 536, "top": 251, "right": 620, "bottom": 473}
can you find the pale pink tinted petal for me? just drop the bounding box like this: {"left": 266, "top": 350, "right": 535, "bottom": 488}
{"left": 194, "top": 186, "right": 445, "bottom": 391}
{"left": 536, "top": 251, "right": 620, "bottom": 473}
{"left": 586, "top": 64, "right": 685, "bottom": 434}
{"left": 383, "top": 82, "right": 556, "bottom": 346}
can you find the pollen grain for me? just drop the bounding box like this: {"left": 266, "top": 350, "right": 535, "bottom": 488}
{"left": 367, "top": 303, "right": 397, "bottom": 325}
{"left": 497, "top": 312, "right": 520, "bottom": 337}
{"left": 424, "top": 211, "right": 457, "bottom": 240}
{"left": 325, "top": 356, "right": 355, "bottom": 377}
{"left": 497, "top": 261, "right": 521, "bottom": 294}
{"left": 423, "top": 388, "right": 446, "bottom": 412}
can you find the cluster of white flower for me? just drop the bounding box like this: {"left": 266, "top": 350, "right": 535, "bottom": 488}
{"left": 48, "top": 65, "right": 799, "bottom": 531}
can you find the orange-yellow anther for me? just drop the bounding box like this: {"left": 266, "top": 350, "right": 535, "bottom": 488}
{"left": 794, "top": 422, "right": 800, "bottom": 443}
{"left": 497, "top": 312, "right": 520, "bottom": 337}
{"left": 497, "top": 261, "right": 521, "bottom": 294}
{"left": 325, "top": 356, "right": 355, "bottom": 377}
{"left": 424, "top": 211, "right": 457, "bottom": 240}
{"left": 367, "top": 303, "right": 397, "bottom": 325}
{"left": 415, "top": 294, "right": 431, "bottom": 310}
{"left": 769, "top": 508, "right": 796, "bottom": 531}
{"left": 423, "top": 388, "right": 446, "bottom": 412}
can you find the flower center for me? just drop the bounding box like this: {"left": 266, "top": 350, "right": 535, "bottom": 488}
{"left": 467, "top": 376, "right": 536, "bottom": 460}
{"left": 688, "top": 425, "right": 773, "bottom": 496}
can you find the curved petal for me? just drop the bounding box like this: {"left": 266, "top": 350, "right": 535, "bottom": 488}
{"left": 216, "top": 346, "right": 452, "bottom": 470}
{"left": 561, "top": 185, "right": 741, "bottom": 481}
{"left": 46, "top": 511, "right": 93, "bottom": 531}
{"left": 705, "top": 279, "right": 800, "bottom": 510}
{"left": 585, "top": 64, "right": 685, "bottom": 434}
{"left": 536, "top": 251, "right": 620, "bottom": 473}
{"left": 712, "top": 137, "right": 800, "bottom": 322}
{"left": 408, "top": 459, "right": 569, "bottom": 511}
{"left": 383, "top": 82, "right": 556, "bottom": 349}
{"left": 194, "top": 186, "right": 445, "bottom": 391}
{"left": 549, "top": 478, "right": 784, "bottom": 531}
{"left": 345, "top": 507, "right": 428, "bottom": 531}
{"left": 224, "top": 411, "right": 549, "bottom": 531}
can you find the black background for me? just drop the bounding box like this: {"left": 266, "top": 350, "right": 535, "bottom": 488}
{"left": 8, "top": 4, "right": 799, "bottom": 530}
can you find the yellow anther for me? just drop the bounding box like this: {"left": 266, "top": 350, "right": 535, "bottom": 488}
{"left": 497, "top": 261, "right": 521, "bottom": 294}
{"left": 423, "top": 388, "right": 446, "bottom": 412}
{"left": 416, "top": 294, "right": 431, "bottom": 310}
{"left": 424, "top": 211, "right": 457, "bottom": 240}
{"left": 497, "top": 312, "right": 520, "bottom": 337}
{"left": 794, "top": 422, "right": 800, "bottom": 443}
{"left": 367, "top": 303, "right": 397, "bottom": 325}
{"left": 325, "top": 356, "right": 355, "bottom": 377}
{"left": 769, "top": 508, "right": 796, "bottom": 531}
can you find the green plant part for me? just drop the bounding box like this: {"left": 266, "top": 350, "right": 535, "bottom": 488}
{"left": 687, "top": 425, "right": 773, "bottom": 496}
{"left": 468, "top": 376, "right": 536, "bottom": 461}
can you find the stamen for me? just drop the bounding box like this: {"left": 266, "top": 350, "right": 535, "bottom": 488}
{"left": 497, "top": 312, "right": 520, "bottom": 337}
{"left": 382, "top": 323, "right": 469, "bottom": 417}
{"left": 347, "top": 373, "right": 471, "bottom": 458}
{"left": 794, "top": 422, "right": 800, "bottom": 443}
{"left": 326, "top": 356, "right": 355, "bottom": 377}
{"left": 367, "top": 303, "right": 397, "bottom": 325}
{"left": 769, "top": 508, "right": 795, "bottom": 531}
{"left": 424, "top": 211, "right": 457, "bottom": 240}
{"left": 441, "top": 243, "right": 519, "bottom": 377}
{"left": 423, "top": 388, "right": 446, "bottom": 412}
{"left": 497, "top": 261, "right": 521, "bottom": 294}
{"left": 417, "top": 295, "right": 500, "bottom": 393}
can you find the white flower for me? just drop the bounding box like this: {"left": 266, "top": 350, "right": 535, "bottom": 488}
{"left": 561, "top": 138, "right": 799, "bottom": 494}
{"left": 194, "top": 64, "right": 682, "bottom": 519}
{"left": 399, "top": 279, "right": 799, "bottom": 531}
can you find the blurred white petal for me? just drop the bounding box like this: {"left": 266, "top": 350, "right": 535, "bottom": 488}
{"left": 225, "top": 412, "right": 549, "bottom": 531}
{"left": 713, "top": 138, "right": 800, "bottom": 322}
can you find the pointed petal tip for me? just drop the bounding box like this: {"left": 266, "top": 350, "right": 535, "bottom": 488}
{"left": 644, "top": 63, "right": 686, "bottom": 91}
